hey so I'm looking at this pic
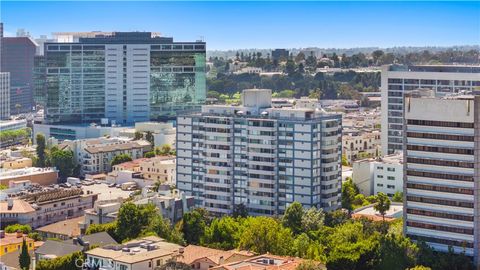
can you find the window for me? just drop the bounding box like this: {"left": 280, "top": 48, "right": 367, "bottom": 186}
{"left": 387, "top": 176, "right": 395, "bottom": 180}
{"left": 377, "top": 175, "right": 384, "bottom": 178}
{"left": 377, "top": 184, "right": 384, "bottom": 187}
{"left": 387, "top": 185, "right": 395, "bottom": 189}
{"left": 387, "top": 168, "right": 395, "bottom": 172}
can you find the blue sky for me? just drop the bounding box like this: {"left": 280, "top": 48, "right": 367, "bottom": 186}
{"left": 1, "top": 1, "right": 479, "bottom": 50}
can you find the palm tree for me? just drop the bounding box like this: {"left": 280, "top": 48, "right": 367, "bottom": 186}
{"left": 374, "top": 192, "right": 391, "bottom": 222}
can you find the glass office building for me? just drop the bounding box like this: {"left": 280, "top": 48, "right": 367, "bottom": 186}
{"left": 42, "top": 32, "right": 206, "bottom": 124}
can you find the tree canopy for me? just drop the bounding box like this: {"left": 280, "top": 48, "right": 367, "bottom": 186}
{"left": 111, "top": 154, "right": 133, "bottom": 167}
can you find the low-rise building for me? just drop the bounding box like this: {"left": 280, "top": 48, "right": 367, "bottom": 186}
{"left": 352, "top": 202, "right": 403, "bottom": 222}
{"left": 60, "top": 137, "right": 151, "bottom": 176}
{"left": 352, "top": 153, "right": 403, "bottom": 197}
{"left": 110, "top": 156, "right": 176, "bottom": 186}
{"left": 135, "top": 188, "right": 195, "bottom": 223}
{"left": 179, "top": 245, "right": 255, "bottom": 270}
{"left": 84, "top": 188, "right": 194, "bottom": 225}
{"left": 84, "top": 199, "right": 123, "bottom": 226}
{"left": 0, "top": 167, "right": 58, "bottom": 187}
{"left": 120, "top": 122, "right": 176, "bottom": 148}
{"left": 139, "top": 156, "right": 176, "bottom": 185}
{"left": 33, "top": 122, "right": 126, "bottom": 142}
{"left": 233, "top": 67, "right": 262, "bottom": 75}
{"left": 35, "top": 232, "right": 117, "bottom": 262}
{"left": 0, "top": 119, "right": 27, "bottom": 132}
{"left": 35, "top": 216, "right": 84, "bottom": 240}
{"left": 0, "top": 231, "right": 34, "bottom": 256}
{"left": 211, "top": 254, "right": 308, "bottom": 270}
{"left": 85, "top": 236, "right": 183, "bottom": 270}
{"left": 0, "top": 187, "right": 97, "bottom": 228}
{"left": 342, "top": 128, "right": 381, "bottom": 164}
{"left": 1, "top": 157, "right": 32, "bottom": 170}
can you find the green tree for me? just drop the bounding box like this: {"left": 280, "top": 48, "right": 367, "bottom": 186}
{"left": 301, "top": 207, "right": 324, "bottom": 232}
{"left": 341, "top": 155, "right": 349, "bottom": 166}
{"left": 27, "top": 232, "right": 41, "bottom": 241}
{"left": 111, "top": 154, "right": 133, "bottom": 167}
{"left": 392, "top": 191, "right": 403, "bottom": 202}
{"left": 49, "top": 148, "right": 75, "bottom": 179}
{"left": 181, "top": 209, "right": 207, "bottom": 244}
{"left": 156, "top": 144, "right": 173, "bottom": 156}
{"left": 238, "top": 216, "right": 294, "bottom": 255}
{"left": 134, "top": 131, "right": 144, "bottom": 140}
{"left": 325, "top": 222, "right": 380, "bottom": 270}
{"left": 232, "top": 203, "right": 248, "bottom": 218}
{"left": 36, "top": 133, "right": 46, "bottom": 167}
{"left": 0, "top": 184, "right": 7, "bottom": 190}
{"left": 35, "top": 251, "right": 84, "bottom": 270}
{"left": 145, "top": 131, "right": 155, "bottom": 146}
{"left": 144, "top": 151, "right": 155, "bottom": 158}
{"left": 324, "top": 210, "right": 349, "bottom": 227}
{"left": 85, "top": 222, "right": 119, "bottom": 242}
{"left": 375, "top": 234, "right": 418, "bottom": 270}
{"left": 296, "top": 260, "right": 323, "bottom": 270}
{"left": 5, "top": 224, "right": 32, "bottom": 234}
{"left": 283, "top": 202, "right": 304, "bottom": 235}
{"left": 19, "top": 238, "right": 31, "bottom": 270}
{"left": 148, "top": 215, "right": 185, "bottom": 245}
{"left": 202, "top": 217, "right": 241, "bottom": 250}
{"left": 374, "top": 192, "right": 391, "bottom": 222}
{"left": 341, "top": 178, "right": 358, "bottom": 211}
{"left": 408, "top": 267, "right": 431, "bottom": 270}
{"left": 116, "top": 203, "right": 156, "bottom": 241}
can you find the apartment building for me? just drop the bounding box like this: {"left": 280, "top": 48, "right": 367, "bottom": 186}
{"left": 60, "top": 137, "right": 151, "bottom": 176}
{"left": 177, "top": 89, "right": 342, "bottom": 216}
{"left": 0, "top": 187, "right": 97, "bottom": 228}
{"left": 352, "top": 153, "right": 403, "bottom": 197}
{"left": 85, "top": 236, "right": 183, "bottom": 270}
{"left": 0, "top": 72, "right": 9, "bottom": 119}
{"left": 403, "top": 93, "right": 478, "bottom": 262}
{"left": 342, "top": 128, "right": 381, "bottom": 164}
{"left": 381, "top": 64, "right": 480, "bottom": 155}
{"left": 42, "top": 31, "right": 206, "bottom": 124}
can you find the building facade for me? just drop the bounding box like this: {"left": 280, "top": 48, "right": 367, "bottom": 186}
{"left": 177, "top": 89, "right": 342, "bottom": 216}
{"left": 0, "top": 72, "right": 10, "bottom": 119}
{"left": 352, "top": 153, "right": 403, "bottom": 197}
{"left": 403, "top": 94, "right": 478, "bottom": 262}
{"left": 0, "top": 36, "right": 36, "bottom": 114}
{"left": 61, "top": 137, "right": 151, "bottom": 176}
{"left": 381, "top": 64, "right": 480, "bottom": 155}
{"left": 342, "top": 129, "right": 381, "bottom": 164}
{"left": 42, "top": 31, "right": 206, "bottom": 124}
{"left": 0, "top": 187, "right": 97, "bottom": 228}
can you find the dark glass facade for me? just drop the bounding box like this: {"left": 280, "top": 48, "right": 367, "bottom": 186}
{"left": 0, "top": 37, "right": 36, "bottom": 113}
{"left": 42, "top": 32, "right": 206, "bottom": 124}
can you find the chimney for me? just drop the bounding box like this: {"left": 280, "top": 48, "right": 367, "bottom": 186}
{"left": 16, "top": 230, "right": 23, "bottom": 238}
{"left": 7, "top": 199, "right": 13, "bottom": 209}
{"left": 82, "top": 241, "right": 90, "bottom": 251}
{"left": 219, "top": 256, "right": 224, "bottom": 265}
{"left": 0, "top": 230, "right": 5, "bottom": 238}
